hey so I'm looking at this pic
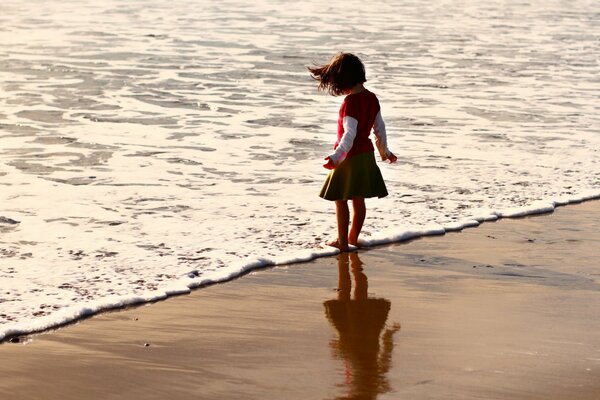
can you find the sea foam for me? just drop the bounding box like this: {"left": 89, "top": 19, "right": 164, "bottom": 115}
{"left": 1, "top": 0, "right": 599, "bottom": 341}
{"left": 2, "top": 193, "right": 599, "bottom": 342}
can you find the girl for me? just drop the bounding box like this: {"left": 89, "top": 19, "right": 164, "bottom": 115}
{"left": 308, "top": 53, "right": 397, "bottom": 252}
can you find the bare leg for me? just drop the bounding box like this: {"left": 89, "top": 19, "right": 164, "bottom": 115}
{"left": 327, "top": 200, "right": 350, "bottom": 251}
{"left": 348, "top": 197, "right": 366, "bottom": 246}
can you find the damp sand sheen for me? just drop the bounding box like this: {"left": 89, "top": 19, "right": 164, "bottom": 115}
{"left": 1, "top": 0, "right": 600, "bottom": 342}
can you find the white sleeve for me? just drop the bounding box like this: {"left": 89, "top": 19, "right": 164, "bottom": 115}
{"left": 373, "top": 111, "right": 392, "bottom": 161}
{"left": 328, "top": 116, "right": 357, "bottom": 166}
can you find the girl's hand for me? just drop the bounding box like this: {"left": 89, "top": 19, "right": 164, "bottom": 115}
{"left": 323, "top": 156, "right": 335, "bottom": 170}
{"left": 387, "top": 153, "right": 398, "bottom": 164}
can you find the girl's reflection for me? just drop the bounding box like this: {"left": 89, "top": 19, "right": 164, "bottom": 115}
{"left": 324, "top": 252, "right": 400, "bottom": 400}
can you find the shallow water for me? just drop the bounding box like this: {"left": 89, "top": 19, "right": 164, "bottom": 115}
{"left": 1, "top": 0, "right": 599, "bottom": 338}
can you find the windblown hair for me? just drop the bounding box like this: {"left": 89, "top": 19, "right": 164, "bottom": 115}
{"left": 307, "top": 53, "right": 366, "bottom": 96}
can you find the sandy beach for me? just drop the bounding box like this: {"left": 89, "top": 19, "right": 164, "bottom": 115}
{"left": 1, "top": 201, "right": 600, "bottom": 400}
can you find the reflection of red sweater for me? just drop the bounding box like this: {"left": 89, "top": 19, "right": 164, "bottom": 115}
{"left": 335, "top": 90, "right": 379, "bottom": 158}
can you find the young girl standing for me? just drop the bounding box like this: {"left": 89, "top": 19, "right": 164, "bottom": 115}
{"left": 308, "top": 53, "right": 397, "bottom": 252}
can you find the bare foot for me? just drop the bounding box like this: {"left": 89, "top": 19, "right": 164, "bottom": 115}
{"left": 348, "top": 238, "right": 366, "bottom": 249}
{"left": 327, "top": 239, "right": 350, "bottom": 252}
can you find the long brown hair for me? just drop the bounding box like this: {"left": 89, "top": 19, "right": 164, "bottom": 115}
{"left": 307, "top": 53, "right": 366, "bottom": 96}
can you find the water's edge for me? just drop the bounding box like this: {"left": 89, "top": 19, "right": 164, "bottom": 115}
{"left": 3, "top": 190, "right": 599, "bottom": 343}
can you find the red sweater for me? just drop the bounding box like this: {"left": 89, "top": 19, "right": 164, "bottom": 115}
{"left": 335, "top": 89, "right": 379, "bottom": 158}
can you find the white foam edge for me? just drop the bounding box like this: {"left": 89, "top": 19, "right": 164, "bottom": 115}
{"left": 2, "top": 191, "right": 599, "bottom": 342}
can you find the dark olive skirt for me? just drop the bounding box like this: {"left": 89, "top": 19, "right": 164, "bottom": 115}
{"left": 319, "top": 151, "right": 388, "bottom": 201}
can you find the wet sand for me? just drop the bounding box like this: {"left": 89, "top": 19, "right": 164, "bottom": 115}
{"left": 1, "top": 201, "right": 599, "bottom": 400}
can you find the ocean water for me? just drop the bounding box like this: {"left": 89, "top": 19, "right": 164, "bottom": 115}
{"left": 1, "top": 0, "right": 599, "bottom": 340}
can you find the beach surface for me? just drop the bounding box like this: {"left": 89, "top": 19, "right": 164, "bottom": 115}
{"left": 1, "top": 201, "right": 600, "bottom": 400}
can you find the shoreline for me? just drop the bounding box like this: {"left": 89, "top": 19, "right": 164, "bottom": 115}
{"left": 2, "top": 195, "right": 600, "bottom": 343}
{"left": 1, "top": 200, "right": 599, "bottom": 399}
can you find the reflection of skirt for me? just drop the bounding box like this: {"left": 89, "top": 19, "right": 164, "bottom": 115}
{"left": 319, "top": 151, "right": 388, "bottom": 201}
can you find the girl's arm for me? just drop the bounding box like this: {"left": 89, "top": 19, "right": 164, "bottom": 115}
{"left": 373, "top": 111, "right": 394, "bottom": 161}
{"left": 327, "top": 116, "right": 358, "bottom": 166}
